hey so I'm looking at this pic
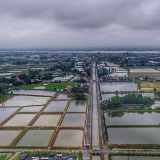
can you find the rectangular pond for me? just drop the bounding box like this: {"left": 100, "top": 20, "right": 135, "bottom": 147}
{"left": 11, "top": 90, "right": 55, "bottom": 96}
{"left": 105, "top": 112, "right": 160, "bottom": 125}
{"left": 61, "top": 113, "right": 85, "bottom": 126}
{"left": 0, "top": 96, "right": 50, "bottom": 107}
{"left": 108, "top": 128, "right": 160, "bottom": 144}
{"left": 33, "top": 115, "right": 61, "bottom": 126}
{"left": 0, "top": 108, "right": 19, "bottom": 123}
{"left": 44, "top": 100, "right": 68, "bottom": 112}
{"left": 53, "top": 129, "right": 84, "bottom": 147}
{"left": 0, "top": 130, "right": 21, "bottom": 146}
{"left": 67, "top": 100, "right": 86, "bottom": 112}
{"left": 17, "top": 130, "right": 54, "bottom": 146}
{"left": 3, "top": 114, "right": 36, "bottom": 126}
{"left": 111, "top": 156, "right": 160, "bottom": 160}
{"left": 19, "top": 106, "right": 43, "bottom": 112}
{"left": 100, "top": 82, "right": 137, "bottom": 92}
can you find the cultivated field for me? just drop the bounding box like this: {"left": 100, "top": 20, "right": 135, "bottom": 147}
{"left": 140, "top": 82, "right": 160, "bottom": 88}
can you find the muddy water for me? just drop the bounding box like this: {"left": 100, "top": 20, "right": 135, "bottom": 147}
{"left": 33, "top": 115, "right": 61, "bottom": 126}
{"left": 0, "top": 108, "right": 18, "bottom": 123}
{"left": 3, "top": 114, "right": 36, "bottom": 126}
{"left": 61, "top": 113, "right": 85, "bottom": 126}
{"left": 108, "top": 128, "right": 160, "bottom": 144}
{"left": 105, "top": 112, "right": 160, "bottom": 125}
{"left": 67, "top": 100, "right": 86, "bottom": 112}
{"left": 17, "top": 130, "right": 54, "bottom": 146}
{"left": 0, "top": 130, "right": 21, "bottom": 146}
{"left": 100, "top": 82, "right": 137, "bottom": 92}
{"left": 44, "top": 100, "right": 68, "bottom": 112}
{"left": 53, "top": 130, "right": 83, "bottom": 147}
{"left": 0, "top": 96, "right": 50, "bottom": 107}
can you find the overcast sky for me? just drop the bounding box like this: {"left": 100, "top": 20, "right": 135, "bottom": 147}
{"left": 1, "top": 0, "right": 160, "bottom": 49}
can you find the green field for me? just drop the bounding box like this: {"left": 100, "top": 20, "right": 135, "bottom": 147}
{"left": 20, "top": 83, "right": 76, "bottom": 90}
{"left": 140, "top": 82, "right": 160, "bottom": 88}
{"left": 45, "top": 83, "right": 75, "bottom": 90}
{"left": 130, "top": 72, "right": 160, "bottom": 77}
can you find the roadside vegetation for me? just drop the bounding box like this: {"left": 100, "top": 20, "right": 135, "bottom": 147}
{"left": 72, "top": 84, "right": 88, "bottom": 100}
{"left": 0, "top": 154, "right": 7, "bottom": 160}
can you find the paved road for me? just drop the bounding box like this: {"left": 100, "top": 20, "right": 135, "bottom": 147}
{"left": 95, "top": 66, "right": 107, "bottom": 150}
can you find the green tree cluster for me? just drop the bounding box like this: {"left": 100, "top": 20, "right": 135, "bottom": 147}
{"left": 0, "top": 154, "right": 7, "bottom": 160}
{"left": 102, "top": 94, "right": 154, "bottom": 109}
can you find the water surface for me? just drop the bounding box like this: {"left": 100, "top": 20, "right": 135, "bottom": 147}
{"left": 17, "top": 130, "right": 54, "bottom": 146}
{"left": 33, "top": 115, "right": 61, "bottom": 126}
{"left": 0, "top": 96, "right": 50, "bottom": 107}
{"left": 53, "top": 130, "right": 83, "bottom": 147}
{"left": 108, "top": 128, "right": 160, "bottom": 144}
{"left": 61, "top": 113, "right": 85, "bottom": 126}
{"left": 44, "top": 100, "right": 68, "bottom": 112}
{"left": 4, "top": 114, "right": 36, "bottom": 126}
{"left": 20, "top": 106, "right": 43, "bottom": 112}
{"left": 100, "top": 82, "right": 137, "bottom": 92}
{"left": 105, "top": 112, "right": 160, "bottom": 125}
{"left": 0, "top": 130, "right": 21, "bottom": 146}
{"left": 67, "top": 100, "right": 86, "bottom": 112}
{"left": 0, "top": 108, "right": 18, "bottom": 123}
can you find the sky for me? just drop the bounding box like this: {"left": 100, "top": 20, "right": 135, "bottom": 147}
{"left": 1, "top": 0, "right": 160, "bottom": 49}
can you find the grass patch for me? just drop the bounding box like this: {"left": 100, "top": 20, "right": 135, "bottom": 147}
{"left": 20, "top": 84, "right": 44, "bottom": 89}
{"left": 140, "top": 82, "right": 160, "bottom": 88}
{"left": 0, "top": 94, "right": 12, "bottom": 100}
{"left": 45, "top": 83, "right": 75, "bottom": 90}
{"left": 130, "top": 72, "right": 160, "bottom": 77}
{"left": 20, "top": 83, "right": 76, "bottom": 90}
{"left": 40, "top": 71, "right": 54, "bottom": 76}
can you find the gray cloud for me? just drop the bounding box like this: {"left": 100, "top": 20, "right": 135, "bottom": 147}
{"left": 0, "top": 0, "right": 160, "bottom": 48}
{"left": 0, "top": 0, "right": 160, "bottom": 30}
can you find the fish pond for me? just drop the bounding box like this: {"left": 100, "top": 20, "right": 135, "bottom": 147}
{"left": 100, "top": 82, "right": 137, "bottom": 92}
{"left": 53, "top": 129, "right": 84, "bottom": 147}
{"left": 61, "top": 113, "right": 85, "bottom": 126}
{"left": 108, "top": 128, "right": 160, "bottom": 144}
{"left": 3, "top": 114, "right": 36, "bottom": 126}
{"left": 105, "top": 112, "right": 160, "bottom": 125}
{"left": 44, "top": 100, "right": 68, "bottom": 112}
{"left": 17, "top": 130, "right": 54, "bottom": 146}
{"left": 67, "top": 100, "right": 86, "bottom": 112}
{"left": 33, "top": 115, "right": 61, "bottom": 126}
{"left": 0, "top": 130, "right": 21, "bottom": 146}
{"left": 0, "top": 108, "right": 18, "bottom": 123}
{"left": 19, "top": 106, "right": 43, "bottom": 112}
{"left": 0, "top": 96, "right": 50, "bottom": 107}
